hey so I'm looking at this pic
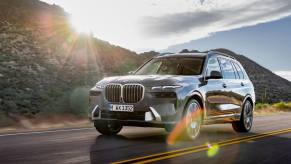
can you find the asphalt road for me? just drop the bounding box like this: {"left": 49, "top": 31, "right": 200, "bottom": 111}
{"left": 0, "top": 113, "right": 291, "bottom": 164}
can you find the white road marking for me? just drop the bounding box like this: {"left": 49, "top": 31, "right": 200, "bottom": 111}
{"left": 0, "top": 127, "right": 94, "bottom": 137}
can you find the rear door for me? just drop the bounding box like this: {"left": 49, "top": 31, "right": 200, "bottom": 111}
{"left": 232, "top": 61, "right": 249, "bottom": 109}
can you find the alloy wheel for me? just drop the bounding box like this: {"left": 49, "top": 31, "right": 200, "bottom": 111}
{"left": 185, "top": 100, "right": 202, "bottom": 140}
{"left": 243, "top": 101, "right": 253, "bottom": 130}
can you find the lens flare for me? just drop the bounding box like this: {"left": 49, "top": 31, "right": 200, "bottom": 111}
{"left": 167, "top": 109, "right": 202, "bottom": 145}
{"left": 206, "top": 143, "right": 219, "bottom": 157}
{"left": 70, "top": 15, "right": 91, "bottom": 34}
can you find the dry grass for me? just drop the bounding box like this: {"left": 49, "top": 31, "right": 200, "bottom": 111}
{"left": 0, "top": 113, "right": 91, "bottom": 134}
{"left": 255, "top": 102, "right": 291, "bottom": 115}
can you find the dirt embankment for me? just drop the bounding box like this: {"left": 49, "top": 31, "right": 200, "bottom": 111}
{"left": 0, "top": 113, "right": 90, "bottom": 133}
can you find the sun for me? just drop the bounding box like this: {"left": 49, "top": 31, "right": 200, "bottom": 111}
{"left": 70, "top": 15, "right": 91, "bottom": 34}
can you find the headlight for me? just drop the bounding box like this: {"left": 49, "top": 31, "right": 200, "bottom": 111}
{"left": 151, "top": 85, "right": 182, "bottom": 90}
{"left": 96, "top": 84, "right": 105, "bottom": 89}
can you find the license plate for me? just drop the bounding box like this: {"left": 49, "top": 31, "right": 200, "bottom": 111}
{"left": 111, "top": 104, "right": 134, "bottom": 112}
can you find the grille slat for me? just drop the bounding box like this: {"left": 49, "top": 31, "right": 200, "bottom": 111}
{"left": 112, "top": 85, "right": 114, "bottom": 101}
{"left": 115, "top": 85, "right": 117, "bottom": 101}
{"left": 131, "top": 86, "right": 134, "bottom": 103}
{"left": 134, "top": 85, "right": 138, "bottom": 101}
{"left": 133, "top": 85, "right": 136, "bottom": 102}
{"left": 105, "top": 84, "right": 144, "bottom": 103}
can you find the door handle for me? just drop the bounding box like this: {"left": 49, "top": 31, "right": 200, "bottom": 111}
{"left": 241, "top": 82, "right": 244, "bottom": 86}
{"left": 222, "top": 83, "right": 227, "bottom": 88}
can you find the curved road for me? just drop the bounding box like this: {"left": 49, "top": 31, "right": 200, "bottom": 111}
{"left": 0, "top": 113, "right": 291, "bottom": 164}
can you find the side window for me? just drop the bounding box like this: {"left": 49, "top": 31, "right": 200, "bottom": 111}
{"left": 206, "top": 57, "right": 221, "bottom": 77}
{"left": 230, "top": 61, "right": 239, "bottom": 79}
{"left": 218, "top": 58, "right": 236, "bottom": 79}
{"left": 233, "top": 62, "right": 244, "bottom": 79}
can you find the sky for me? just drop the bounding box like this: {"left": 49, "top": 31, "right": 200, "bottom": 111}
{"left": 41, "top": 0, "right": 291, "bottom": 81}
{"left": 165, "top": 16, "right": 291, "bottom": 71}
{"left": 42, "top": 0, "right": 291, "bottom": 51}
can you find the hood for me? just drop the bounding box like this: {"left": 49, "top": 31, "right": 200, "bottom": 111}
{"left": 97, "top": 75, "right": 202, "bottom": 87}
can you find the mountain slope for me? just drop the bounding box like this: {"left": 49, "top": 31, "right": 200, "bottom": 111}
{"left": 0, "top": 0, "right": 142, "bottom": 116}
{"left": 179, "top": 48, "right": 291, "bottom": 103}
{"left": 0, "top": 0, "right": 290, "bottom": 119}
{"left": 213, "top": 49, "right": 291, "bottom": 103}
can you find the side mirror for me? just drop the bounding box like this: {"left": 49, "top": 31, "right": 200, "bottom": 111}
{"left": 206, "top": 71, "right": 223, "bottom": 80}
{"left": 128, "top": 71, "right": 135, "bottom": 75}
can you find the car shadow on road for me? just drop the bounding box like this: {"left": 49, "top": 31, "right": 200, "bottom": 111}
{"left": 89, "top": 132, "right": 168, "bottom": 164}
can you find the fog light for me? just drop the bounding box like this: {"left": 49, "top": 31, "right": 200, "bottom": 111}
{"left": 145, "top": 112, "right": 154, "bottom": 121}
{"left": 91, "top": 105, "right": 100, "bottom": 119}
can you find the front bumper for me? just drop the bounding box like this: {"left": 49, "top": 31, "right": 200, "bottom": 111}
{"left": 91, "top": 105, "right": 176, "bottom": 127}
{"left": 88, "top": 87, "right": 181, "bottom": 127}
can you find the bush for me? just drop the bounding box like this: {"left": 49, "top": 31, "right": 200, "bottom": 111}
{"left": 272, "top": 102, "right": 291, "bottom": 109}
{"left": 69, "top": 87, "right": 89, "bottom": 116}
{"left": 115, "top": 59, "right": 138, "bottom": 75}
{"left": 255, "top": 103, "right": 270, "bottom": 110}
{"left": 0, "top": 110, "right": 14, "bottom": 127}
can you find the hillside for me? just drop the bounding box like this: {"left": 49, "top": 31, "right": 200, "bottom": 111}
{"left": 0, "top": 0, "right": 290, "bottom": 121}
{"left": 212, "top": 49, "right": 291, "bottom": 103}
{"left": 0, "top": 0, "right": 144, "bottom": 117}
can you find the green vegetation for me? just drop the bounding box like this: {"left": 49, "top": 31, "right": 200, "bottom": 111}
{"left": 255, "top": 103, "right": 271, "bottom": 110}
{"left": 272, "top": 102, "right": 291, "bottom": 109}
{"left": 1, "top": 0, "right": 291, "bottom": 129}
{"left": 255, "top": 102, "right": 291, "bottom": 111}
{"left": 0, "top": 0, "right": 149, "bottom": 121}
{"left": 0, "top": 110, "right": 14, "bottom": 127}
{"left": 69, "top": 87, "right": 89, "bottom": 116}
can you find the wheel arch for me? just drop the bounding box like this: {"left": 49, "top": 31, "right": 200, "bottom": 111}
{"left": 243, "top": 94, "right": 255, "bottom": 111}
{"left": 184, "top": 91, "right": 206, "bottom": 121}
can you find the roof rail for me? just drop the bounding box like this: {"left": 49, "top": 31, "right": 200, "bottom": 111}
{"left": 158, "top": 52, "right": 175, "bottom": 56}
{"left": 208, "top": 50, "right": 236, "bottom": 59}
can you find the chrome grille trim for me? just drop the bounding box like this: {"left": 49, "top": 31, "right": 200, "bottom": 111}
{"left": 123, "top": 84, "right": 144, "bottom": 103}
{"left": 105, "top": 84, "right": 122, "bottom": 103}
{"left": 104, "top": 83, "right": 144, "bottom": 103}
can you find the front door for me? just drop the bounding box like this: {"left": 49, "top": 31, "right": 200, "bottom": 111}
{"left": 204, "top": 57, "right": 227, "bottom": 117}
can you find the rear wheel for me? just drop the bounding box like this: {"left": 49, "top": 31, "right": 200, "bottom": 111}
{"left": 184, "top": 99, "right": 203, "bottom": 140}
{"left": 232, "top": 100, "right": 253, "bottom": 132}
{"left": 94, "top": 121, "right": 123, "bottom": 135}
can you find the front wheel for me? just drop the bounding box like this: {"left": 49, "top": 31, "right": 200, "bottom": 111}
{"left": 232, "top": 100, "right": 253, "bottom": 132}
{"left": 94, "top": 121, "right": 123, "bottom": 135}
{"left": 184, "top": 99, "right": 203, "bottom": 140}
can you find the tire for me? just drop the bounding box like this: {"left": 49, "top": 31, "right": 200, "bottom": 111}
{"left": 232, "top": 100, "right": 253, "bottom": 133}
{"left": 183, "top": 99, "right": 203, "bottom": 140}
{"left": 94, "top": 121, "right": 123, "bottom": 135}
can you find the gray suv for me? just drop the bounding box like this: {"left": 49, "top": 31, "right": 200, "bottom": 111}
{"left": 89, "top": 51, "right": 255, "bottom": 140}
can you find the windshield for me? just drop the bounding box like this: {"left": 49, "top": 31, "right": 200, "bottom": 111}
{"left": 135, "top": 57, "right": 205, "bottom": 75}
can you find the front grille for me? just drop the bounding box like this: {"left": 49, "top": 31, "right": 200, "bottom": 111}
{"left": 101, "top": 111, "right": 145, "bottom": 121}
{"left": 123, "top": 84, "right": 144, "bottom": 103}
{"left": 104, "top": 84, "right": 144, "bottom": 103}
{"left": 105, "top": 84, "right": 122, "bottom": 103}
